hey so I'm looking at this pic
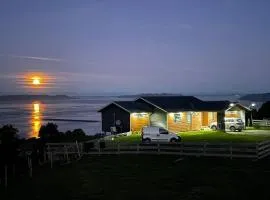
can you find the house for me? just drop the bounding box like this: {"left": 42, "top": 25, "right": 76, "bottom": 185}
{"left": 98, "top": 96, "right": 250, "bottom": 133}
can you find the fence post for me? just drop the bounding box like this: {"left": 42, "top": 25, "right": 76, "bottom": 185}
{"left": 98, "top": 140, "right": 101, "bottom": 155}
{"left": 13, "top": 164, "right": 15, "bottom": 178}
{"left": 47, "top": 144, "right": 50, "bottom": 163}
{"left": 203, "top": 142, "right": 207, "bottom": 156}
{"left": 181, "top": 142, "right": 183, "bottom": 155}
{"left": 157, "top": 143, "right": 160, "bottom": 154}
{"left": 4, "top": 165, "right": 8, "bottom": 189}
{"left": 230, "top": 143, "right": 233, "bottom": 160}
{"left": 28, "top": 156, "right": 33, "bottom": 178}
{"left": 50, "top": 152, "right": 53, "bottom": 169}
{"left": 117, "top": 143, "right": 120, "bottom": 154}
{"left": 256, "top": 142, "right": 259, "bottom": 160}
{"left": 267, "top": 141, "right": 270, "bottom": 158}
{"left": 76, "top": 141, "right": 81, "bottom": 158}
{"left": 65, "top": 145, "right": 69, "bottom": 162}
{"left": 137, "top": 144, "right": 139, "bottom": 154}
{"left": 44, "top": 145, "right": 47, "bottom": 163}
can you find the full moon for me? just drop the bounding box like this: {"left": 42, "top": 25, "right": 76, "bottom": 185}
{"left": 32, "top": 77, "right": 41, "bottom": 85}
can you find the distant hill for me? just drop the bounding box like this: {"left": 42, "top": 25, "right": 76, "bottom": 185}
{"left": 0, "top": 95, "right": 71, "bottom": 101}
{"left": 239, "top": 93, "right": 270, "bottom": 102}
{"left": 119, "top": 93, "right": 182, "bottom": 98}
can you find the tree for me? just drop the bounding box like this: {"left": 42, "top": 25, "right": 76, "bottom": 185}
{"left": 258, "top": 101, "right": 270, "bottom": 119}
{"left": 0, "top": 125, "right": 18, "bottom": 143}
{"left": 39, "top": 123, "right": 61, "bottom": 142}
{"left": 72, "top": 129, "right": 86, "bottom": 136}
{"left": 0, "top": 125, "right": 19, "bottom": 166}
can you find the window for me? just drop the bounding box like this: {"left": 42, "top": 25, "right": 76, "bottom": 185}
{"left": 237, "top": 119, "right": 243, "bottom": 122}
{"left": 159, "top": 128, "right": 168, "bottom": 134}
{"left": 187, "top": 112, "right": 192, "bottom": 123}
{"left": 174, "top": 113, "right": 181, "bottom": 122}
{"left": 211, "top": 112, "right": 215, "bottom": 119}
{"left": 134, "top": 113, "right": 147, "bottom": 118}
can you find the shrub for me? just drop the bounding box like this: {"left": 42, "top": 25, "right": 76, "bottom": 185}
{"left": 253, "top": 124, "right": 261, "bottom": 129}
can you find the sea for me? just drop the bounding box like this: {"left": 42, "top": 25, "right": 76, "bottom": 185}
{"left": 0, "top": 95, "right": 257, "bottom": 139}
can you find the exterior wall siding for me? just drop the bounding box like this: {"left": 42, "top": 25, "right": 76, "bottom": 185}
{"left": 191, "top": 112, "right": 202, "bottom": 130}
{"left": 101, "top": 104, "right": 130, "bottom": 133}
{"left": 225, "top": 111, "right": 241, "bottom": 118}
{"left": 168, "top": 112, "right": 202, "bottom": 133}
{"left": 130, "top": 113, "right": 150, "bottom": 132}
{"left": 208, "top": 112, "right": 217, "bottom": 125}
{"left": 225, "top": 106, "right": 243, "bottom": 118}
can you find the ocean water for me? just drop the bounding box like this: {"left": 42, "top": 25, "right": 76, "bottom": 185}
{"left": 0, "top": 96, "right": 131, "bottom": 139}
{"left": 0, "top": 95, "right": 255, "bottom": 139}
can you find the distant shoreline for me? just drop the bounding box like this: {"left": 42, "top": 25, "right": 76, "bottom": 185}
{"left": 43, "top": 118, "right": 99, "bottom": 123}
{"left": 0, "top": 95, "right": 71, "bottom": 101}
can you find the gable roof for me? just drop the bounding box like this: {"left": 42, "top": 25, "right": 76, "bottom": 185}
{"left": 99, "top": 96, "right": 250, "bottom": 113}
{"left": 197, "top": 101, "right": 231, "bottom": 111}
{"left": 98, "top": 101, "right": 152, "bottom": 113}
{"left": 138, "top": 96, "right": 204, "bottom": 112}
{"left": 226, "top": 103, "right": 251, "bottom": 111}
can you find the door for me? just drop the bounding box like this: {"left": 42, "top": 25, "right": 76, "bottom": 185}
{"left": 158, "top": 128, "right": 169, "bottom": 142}
{"left": 202, "top": 112, "right": 209, "bottom": 126}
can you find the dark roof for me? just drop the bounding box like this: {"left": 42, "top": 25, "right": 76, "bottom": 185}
{"left": 114, "top": 101, "right": 153, "bottom": 112}
{"left": 139, "top": 96, "right": 204, "bottom": 112}
{"left": 197, "top": 101, "right": 230, "bottom": 111}
{"left": 99, "top": 101, "right": 153, "bottom": 113}
{"left": 99, "top": 96, "right": 248, "bottom": 113}
{"left": 139, "top": 96, "right": 232, "bottom": 112}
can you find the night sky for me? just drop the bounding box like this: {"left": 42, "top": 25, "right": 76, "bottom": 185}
{"left": 0, "top": 0, "right": 270, "bottom": 95}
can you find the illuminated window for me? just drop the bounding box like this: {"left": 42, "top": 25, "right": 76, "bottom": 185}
{"left": 211, "top": 112, "right": 215, "bottom": 119}
{"left": 134, "top": 113, "right": 147, "bottom": 118}
{"left": 187, "top": 112, "right": 192, "bottom": 123}
{"left": 174, "top": 113, "right": 181, "bottom": 122}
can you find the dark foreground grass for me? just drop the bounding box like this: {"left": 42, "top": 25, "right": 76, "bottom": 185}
{"left": 2, "top": 155, "right": 270, "bottom": 200}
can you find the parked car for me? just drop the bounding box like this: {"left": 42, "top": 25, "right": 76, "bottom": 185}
{"left": 210, "top": 118, "right": 244, "bottom": 132}
{"left": 141, "top": 126, "right": 181, "bottom": 143}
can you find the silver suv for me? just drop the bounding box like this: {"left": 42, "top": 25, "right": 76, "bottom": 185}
{"left": 225, "top": 118, "right": 244, "bottom": 132}
{"left": 210, "top": 118, "right": 244, "bottom": 132}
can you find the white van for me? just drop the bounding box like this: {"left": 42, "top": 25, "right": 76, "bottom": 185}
{"left": 141, "top": 126, "right": 181, "bottom": 143}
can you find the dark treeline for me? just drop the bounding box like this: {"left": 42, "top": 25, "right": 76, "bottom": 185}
{"left": 251, "top": 101, "right": 270, "bottom": 119}
{"left": 0, "top": 123, "right": 100, "bottom": 185}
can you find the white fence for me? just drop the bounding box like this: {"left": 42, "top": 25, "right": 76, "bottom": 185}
{"left": 45, "top": 140, "right": 270, "bottom": 160}
{"left": 253, "top": 119, "right": 270, "bottom": 127}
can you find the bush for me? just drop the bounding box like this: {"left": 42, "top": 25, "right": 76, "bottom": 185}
{"left": 39, "top": 123, "right": 61, "bottom": 142}
{"left": 253, "top": 124, "right": 261, "bottom": 129}
{"left": 99, "top": 141, "right": 105, "bottom": 149}
{"left": 84, "top": 142, "right": 94, "bottom": 152}
{"left": 132, "top": 131, "right": 141, "bottom": 135}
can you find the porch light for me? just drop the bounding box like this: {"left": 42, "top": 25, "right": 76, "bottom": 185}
{"left": 251, "top": 103, "right": 256, "bottom": 107}
{"left": 229, "top": 103, "right": 235, "bottom": 107}
{"left": 169, "top": 113, "right": 174, "bottom": 117}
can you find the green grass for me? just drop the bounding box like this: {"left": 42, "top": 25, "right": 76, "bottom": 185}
{"left": 113, "top": 130, "right": 270, "bottom": 143}
{"left": 3, "top": 155, "right": 270, "bottom": 200}
{"left": 179, "top": 131, "right": 270, "bottom": 142}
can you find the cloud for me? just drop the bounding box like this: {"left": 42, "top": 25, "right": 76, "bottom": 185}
{"left": 178, "top": 24, "right": 192, "bottom": 29}
{"left": 0, "top": 54, "right": 96, "bottom": 67}
{"left": 0, "top": 54, "right": 66, "bottom": 62}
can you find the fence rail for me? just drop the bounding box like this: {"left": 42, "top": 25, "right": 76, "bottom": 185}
{"left": 45, "top": 140, "right": 270, "bottom": 160}
{"left": 253, "top": 119, "right": 270, "bottom": 127}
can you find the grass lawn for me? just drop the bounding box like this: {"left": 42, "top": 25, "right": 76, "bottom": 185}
{"left": 113, "top": 130, "right": 270, "bottom": 143}
{"left": 3, "top": 155, "right": 270, "bottom": 200}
